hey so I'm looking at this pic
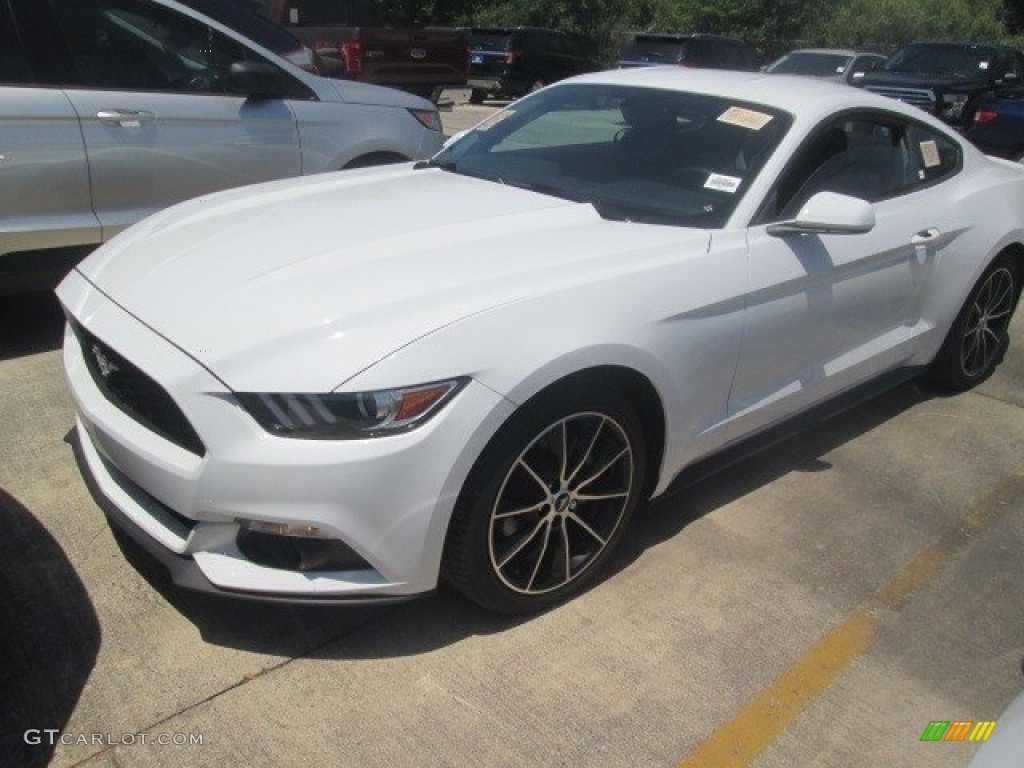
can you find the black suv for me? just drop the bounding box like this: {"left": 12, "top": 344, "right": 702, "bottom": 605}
{"left": 858, "top": 42, "right": 1024, "bottom": 128}
{"left": 467, "top": 27, "right": 600, "bottom": 102}
{"left": 617, "top": 33, "right": 760, "bottom": 71}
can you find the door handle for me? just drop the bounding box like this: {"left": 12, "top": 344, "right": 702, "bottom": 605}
{"left": 910, "top": 228, "right": 940, "bottom": 245}
{"left": 97, "top": 109, "right": 155, "bottom": 126}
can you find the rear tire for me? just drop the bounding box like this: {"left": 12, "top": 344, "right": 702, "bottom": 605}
{"left": 925, "top": 253, "right": 1021, "bottom": 390}
{"left": 442, "top": 379, "right": 646, "bottom": 613}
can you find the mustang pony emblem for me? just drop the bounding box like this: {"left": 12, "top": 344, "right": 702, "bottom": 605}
{"left": 91, "top": 344, "right": 119, "bottom": 379}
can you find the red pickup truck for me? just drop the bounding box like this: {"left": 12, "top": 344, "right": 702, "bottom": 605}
{"left": 256, "top": 0, "right": 468, "bottom": 100}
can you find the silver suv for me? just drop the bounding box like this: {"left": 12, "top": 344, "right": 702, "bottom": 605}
{"left": 1, "top": 0, "right": 443, "bottom": 295}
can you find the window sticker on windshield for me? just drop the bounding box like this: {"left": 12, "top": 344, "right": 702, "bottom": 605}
{"left": 704, "top": 173, "right": 742, "bottom": 193}
{"left": 476, "top": 110, "right": 514, "bottom": 132}
{"left": 979, "top": 61, "right": 990, "bottom": 69}
{"left": 717, "top": 106, "right": 774, "bottom": 131}
{"left": 920, "top": 140, "right": 941, "bottom": 168}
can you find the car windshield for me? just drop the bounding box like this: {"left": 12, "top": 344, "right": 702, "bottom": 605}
{"left": 428, "top": 84, "right": 791, "bottom": 228}
{"left": 884, "top": 44, "right": 993, "bottom": 78}
{"left": 176, "top": 0, "right": 304, "bottom": 53}
{"left": 766, "top": 51, "right": 850, "bottom": 76}
{"left": 621, "top": 36, "right": 685, "bottom": 62}
{"left": 471, "top": 30, "right": 513, "bottom": 52}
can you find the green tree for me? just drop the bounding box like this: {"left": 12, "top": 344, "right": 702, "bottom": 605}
{"left": 814, "top": 0, "right": 1007, "bottom": 49}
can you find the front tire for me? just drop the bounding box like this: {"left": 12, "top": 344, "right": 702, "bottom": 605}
{"left": 443, "top": 380, "right": 646, "bottom": 613}
{"left": 926, "top": 253, "right": 1020, "bottom": 390}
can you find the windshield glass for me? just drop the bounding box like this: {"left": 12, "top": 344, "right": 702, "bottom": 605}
{"left": 471, "top": 30, "right": 513, "bottom": 52}
{"left": 884, "top": 44, "right": 993, "bottom": 78}
{"left": 621, "top": 36, "right": 686, "bottom": 63}
{"left": 766, "top": 51, "right": 850, "bottom": 76}
{"left": 177, "top": 0, "right": 303, "bottom": 52}
{"left": 429, "top": 84, "right": 791, "bottom": 228}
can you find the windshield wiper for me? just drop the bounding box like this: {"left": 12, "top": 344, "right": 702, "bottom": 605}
{"left": 414, "top": 158, "right": 456, "bottom": 171}
{"left": 501, "top": 179, "right": 584, "bottom": 202}
{"left": 590, "top": 199, "right": 694, "bottom": 226}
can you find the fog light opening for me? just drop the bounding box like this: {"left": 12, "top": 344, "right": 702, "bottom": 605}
{"left": 236, "top": 521, "right": 371, "bottom": 572}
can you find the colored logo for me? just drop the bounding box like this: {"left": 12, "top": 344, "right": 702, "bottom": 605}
{"left": 920, "top": 720, "right": 997, "bottom": 742}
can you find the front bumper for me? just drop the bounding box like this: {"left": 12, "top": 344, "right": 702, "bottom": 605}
{"left": 69, "top": 424, "right": 421, "bottom": 605}
{"left": 57, "top": 269, "right": 512, "bottom": 603}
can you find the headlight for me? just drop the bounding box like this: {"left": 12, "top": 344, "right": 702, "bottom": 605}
{"left": 237, "top": 379, "right": 466, "bottom": 439}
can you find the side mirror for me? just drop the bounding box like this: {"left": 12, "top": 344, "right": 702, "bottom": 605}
{"left": 767, "top": 191, "right": 876, "bottom": 236}
{"left": 230, "top": 62, "right": 285, "bottom": 99}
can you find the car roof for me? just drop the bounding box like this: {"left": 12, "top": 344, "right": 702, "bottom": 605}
{"left": 630, "top": 32, "right": 749, "bottom": 43}
{"left": 783, "top": 48, "right": 873, "bottom": 57}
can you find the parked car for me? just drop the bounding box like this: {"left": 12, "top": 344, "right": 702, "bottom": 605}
{"left": 857, "top": 41, "right": 1024, "bottom": 128}
{"left": 968, "top": 689, "right": 1024, "bottom": 767}
{"left": 467, "top": 26, "right": 600, "bottom": 102}
{"left": 764, "top": 48, "right": 886, "bottom": 85}
{"left": 59, "top": 68, "right": 1024, "bottom": 613}
{"left": 0, "top": 0, "right": 442, "bottom": 296}
{"left": 965, "top": 96, "right": 1024, "bottom": 160}
{"left": 618, "top": 33, "right": 760, "bottom": 71}
{"left": 255, "top": 0, "right": 469, "bottom": 100}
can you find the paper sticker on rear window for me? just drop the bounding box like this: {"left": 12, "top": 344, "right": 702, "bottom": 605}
{"left": 717, "top": 107, "right": 774, "bottom": 131}
{"left": 704, "top": 173, "right": 742, "bottom": 193}
{"left": 920, "top": 140, "right": 940, "bottom": 168}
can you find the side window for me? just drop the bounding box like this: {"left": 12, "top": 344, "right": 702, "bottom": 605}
{"left": 769, "top": 115, "right": 962, "bottom": 221}
{"left": 54, "top": 0, "right": 263, "bottom": 94}
{"left": 0, "top": 0, "right": 32, "bottom": 84}
{"left": 904, "top": 124, "right": 960, "bottom": 185}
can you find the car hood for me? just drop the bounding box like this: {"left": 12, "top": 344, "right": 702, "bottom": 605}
{"left": 859, "top": 71, "right": 989, "bottom": 92}
{"left": 77, "top": 166, "right": 710, "bottom": 392}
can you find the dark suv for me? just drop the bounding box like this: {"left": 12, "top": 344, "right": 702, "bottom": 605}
{"left": 617, "top": 33, "right": 760, "bottom": 71}
{"left": 467, "top": 27, "right": 599, "bottom": 102}
{"left": 858, "top": 42, "right": 1024, "bottom": 128}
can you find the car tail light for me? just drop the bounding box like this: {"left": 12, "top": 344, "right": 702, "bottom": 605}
{"left": 341, "top": 31, "right": 363, "bottom": 75}
{"left": 505, "top": 50, "right": 522, "bottom": 65}
{"left": 974, "top": 108, "right": 998, "bottom": 125}
{"left": 408, "top": 107, "right": 442, "bottom": 131}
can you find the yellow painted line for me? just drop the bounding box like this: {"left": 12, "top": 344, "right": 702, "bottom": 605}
{"left": 677, "top": 467, "right": 1024, "bottom": 768}
{"left": 678, "top": 610, "right": 879, "bottom": 768}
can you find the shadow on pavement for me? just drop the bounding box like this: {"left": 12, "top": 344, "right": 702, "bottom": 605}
{"left": 0, "top": 292, "right": 65, "bottom": 361}
{"left": 110, "top": 380, "right": 937, "bottom": 660}
{"left": 0, "top": 489, "right": 101, "bottom": 768}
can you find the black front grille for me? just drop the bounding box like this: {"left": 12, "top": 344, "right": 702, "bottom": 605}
{"left": 865, "top": 86, "right": 937, "bottom": 112}
{"left": 74, "top": 322, "right": 206, "bottom": 457}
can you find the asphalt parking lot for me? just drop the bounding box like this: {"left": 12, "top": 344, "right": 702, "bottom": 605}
{"left": 2, "top": 102, "right": 1024, "bottom": 768}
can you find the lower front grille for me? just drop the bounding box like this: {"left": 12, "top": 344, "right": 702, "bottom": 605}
{"left": 73, "top": 321, "right": 206, "bottom": 457}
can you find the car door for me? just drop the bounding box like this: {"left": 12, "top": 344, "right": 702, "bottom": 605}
{"left": 1, "top": 0, "right": 99, "bottom": 274}
{"left": 50, "top": 0, "right": 302, "bottom": 237}
{"left": 727, "top": 113, "right": 965, "bottom": 434}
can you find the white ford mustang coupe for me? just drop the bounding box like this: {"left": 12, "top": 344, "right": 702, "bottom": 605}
{"left": 58, "top": 68, "right": 1024, "bottom": 613}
